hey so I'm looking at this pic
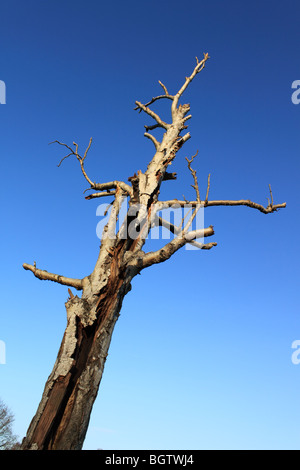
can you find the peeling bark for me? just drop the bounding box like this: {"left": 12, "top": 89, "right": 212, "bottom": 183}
{"left": 22, "top": 256, "right": 133, "bottom": 450}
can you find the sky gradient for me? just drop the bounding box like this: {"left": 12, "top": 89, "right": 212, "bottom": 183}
{"left": 0, "top": 0, "right": 300, "bottom": 450}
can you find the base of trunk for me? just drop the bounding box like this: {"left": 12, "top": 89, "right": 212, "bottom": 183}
{"left": 21, "top": 271, "right": 132, "bottom": 450}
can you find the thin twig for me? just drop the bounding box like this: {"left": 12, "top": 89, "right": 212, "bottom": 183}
{"left": 134, "top": 79, "right": 174, "bottom": 112}
{"left": 179, "top": 207, "right": 193, "bottom": 230}
{"left": 171, "top": 52, "right": 210, "bottom": 117}
{"left": 158, "top": 80, "right": 169, "bottom": 95}
{"left": 186, "top": 150, "right": 201, "bottom": 202}
{"left": 51, "top": 138, "right": 94, "bottom": 187}
{"left": 134, "top": 94, "right": 174, "bottom": 111}
{"left": 205, "top": 174, "right": 211, "bottom": 204}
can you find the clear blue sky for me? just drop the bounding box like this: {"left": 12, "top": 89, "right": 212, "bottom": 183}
{"left": 0, "top": 0, "right": 300, "bottom": 450}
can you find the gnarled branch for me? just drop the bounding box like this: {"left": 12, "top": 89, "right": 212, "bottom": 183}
{"left": 134, "top": 79, "right": 174, "bottom": 112}
{"left": 156, "top": 198, "right": 286, "bottom": 214}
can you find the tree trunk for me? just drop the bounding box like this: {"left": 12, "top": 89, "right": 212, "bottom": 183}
{"left": 21, "top": 257, "right": 133, "bottom": 450}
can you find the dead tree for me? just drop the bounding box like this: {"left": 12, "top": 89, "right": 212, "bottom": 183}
{"left": 21, "top": 54, "right": 286, "bottom": 450}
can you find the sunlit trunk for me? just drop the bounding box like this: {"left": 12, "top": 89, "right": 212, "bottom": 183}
{"left": 21, "top": 268, "right": 132, "bottom": 450}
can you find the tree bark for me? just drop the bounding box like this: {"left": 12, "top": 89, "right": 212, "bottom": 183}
{"left": 21, "top": 252, "right": 133, "bottom": 450}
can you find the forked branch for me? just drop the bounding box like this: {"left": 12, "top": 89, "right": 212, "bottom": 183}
{"left": 134, "top": 81, "right": 174, "bottom": 111}
{"left": 51, "top": 139, "right": 133, "bottom": 198}
{"left": 52, "top": 137, "right": 94, "bottom": 187}
{"left": 139, "top": 225, "right": 215, "bottom": 268}
{"left": 186, "top": 150, "right": 201, "bottom": 202}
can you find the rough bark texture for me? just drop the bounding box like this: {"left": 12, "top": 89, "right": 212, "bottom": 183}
{"left": 21, "top": 55, "right": 286, "bottom": 450}
{"left": 22, "top": 246, "right": 134, "bottom": 450}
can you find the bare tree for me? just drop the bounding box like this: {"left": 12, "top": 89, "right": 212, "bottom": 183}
{"left": 21, "top": 55, "right": 286, "bottom": 450}
{"left": 0, "top": 399, "right": 19, "bottom": 450}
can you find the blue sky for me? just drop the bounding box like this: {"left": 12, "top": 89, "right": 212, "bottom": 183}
{"left": 0, "top": 0, "right": 300, "bottom": 450}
